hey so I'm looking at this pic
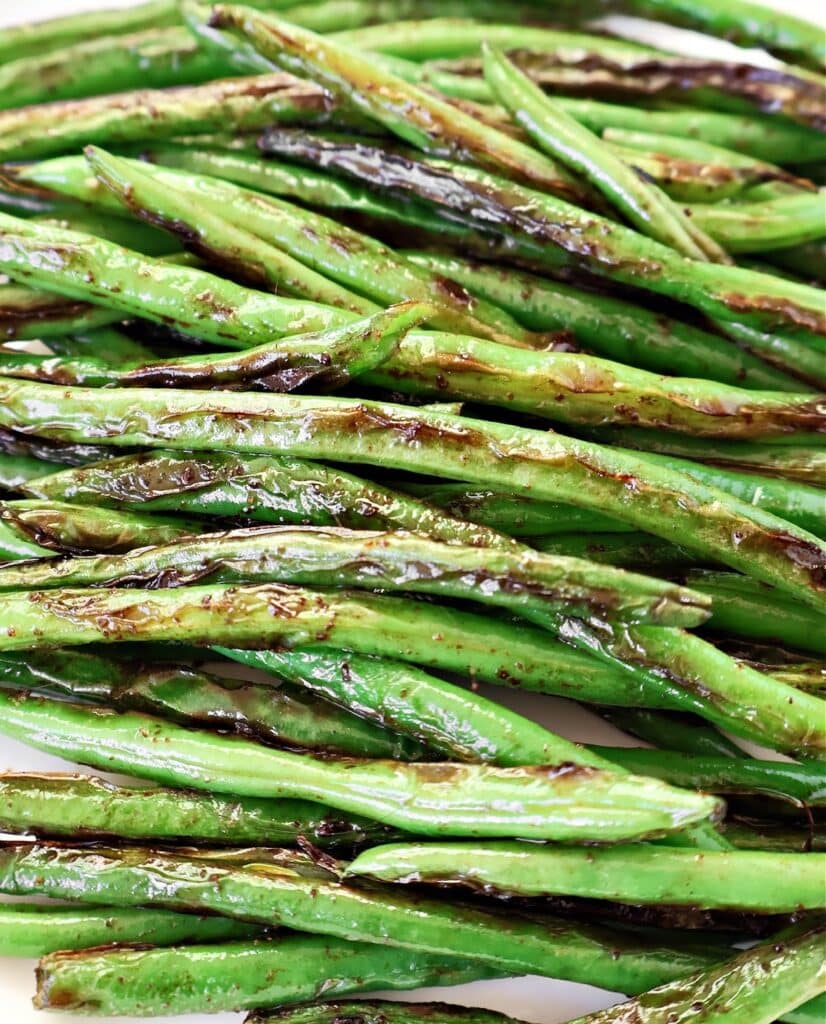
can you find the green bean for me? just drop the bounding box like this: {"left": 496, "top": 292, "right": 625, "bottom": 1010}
{"left": 708, "top": 317, "right": 826, "bottom": 389}
{"left": 0, "top": 902, "right": 259, "bottom": 958}
{"left": 0, "top": 28, "right": 231, "bottom": 111}
{"left": 723, "top": 820, "right": 826, "bottom": 852}
{"left": 33, "top": 934, "right": 506, "bottom": 1017}
{"left": 260, "top": 132, "right": 826, "bottom": 342}
{"left": 430, "top": 50, "right": 826, "bottom": 130}
{"left": 0, "top": 73, "right": 340, "bottom": 163}
{"left": 565, "top": 426, "right": 826, "bottom": 485}
{"left": 0, "top": 214, "right": 354, "bottom": 345}
{"left": 4, "top": 842, "right": 739, "bottom": 986}
{"left": 595, "top": 708, "right": 744, "bottom": 758}
{"left": 331, "top": 21, "right": 654, "bottom": 61}
{"left": 0, "top": 428, "right": 113, "bottom": 470}
{"left": 10, "top": 320, "right": 819, "bottom": 440}
{"left": 0, "top": 691, "right": 720, "bottom": 841}
{"left": 568, "top": 923, "right": 826, "bottom": 1023}
{"left": 768, "top": 241, "right": 826, "bottom": 285}
{"left": 604, "top": 446, "right": 826, "bottom": 539}
{"left": 349, "top": 841, "right": 826, "bottom": 911}
{"left": 0, "top": 772, "right": 402, "bottom": 849}
{"left": 533, "top": 532, "right": 698, "bottom": 571}
{"left": 0, "top": 0, "right": 179, "bottom": 64}
{"left": 32, "top": 661, "right": 424, "bottom": 759}
{"left": 401, "top": 482, "right": 629, "bottom": 536}
{"left": 554, "top": 97, "right": 826, "bottom": 164}
{"left": 20, "top": 450, "right": 514, "bottom": 549}
{"left": 84, "top": 148, "right": 544, "bottom": 347}
{"left": 612, "top": 0, "right": 826, "bottom": 71}
{"left": 687, "top": 571, "right": 826, "bottom": 657}
{"left": 1, "top": 381, "right": 822, "bottom": 610}
{"left": 221, "top": 646, "right": 610, "bottom": 769}
{"left": 406, "top": 251, "right": 801, "bottom": 391}
{"left": 0, "top": 453, "right": 53, "bottom": 492}
{"left": 0, "top": 499, "right": 198, "bottom": 562}
{"left": 588, "top": 748, "right": 826, "bottom": 807}
{"left": 0, "top": 281, "right": 123, "bottom": 341}
{"left": 484, "top": 47, "right": 728, "bottom": 262}
{"left": 245, "top": 1003, "right": 521, "bottom": 1024}
{"left": 601, "top": 127, "right": 809, "bottom": 177}
{"left": 0, "top": 299, "right": 433, "bottom": 393}
{"left": 691, "top": 193, "right": 826, "bottom": 254}
{"left": 206, "top": 6, "right": 593, "bottom": 206}
{"left": 0, "top": 524, "right": 707, "bottom": 627}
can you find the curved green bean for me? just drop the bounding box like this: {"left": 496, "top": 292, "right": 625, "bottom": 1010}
{"left": 0, "top": 73, "right": 340, "bottom": 163}
{"left": 0, "top": 691, "right": 721, "bottom": 841}
{"left": 0, "top": 380, "right": 822, "bottom": 609}
{"left": 691, "top": 193, "right": 826, "bottom": 254}
{"left": 259, "top": 132, "right": 826, "bottom": 341}
{"left": 484, "top": 47, "right": 727, "bottom": 262}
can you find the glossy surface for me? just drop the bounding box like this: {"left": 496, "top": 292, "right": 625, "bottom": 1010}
{"left": 0, "top": 524, "right": 709, "bottom": 626}
{"left": 0, "top": 691, "right": 722, "bottom": 841}
{"left": 0, "top": 771, "right": 400, "bottom": 848}
{"left": 348, "top": 841, "right": 826, "bottom": 910}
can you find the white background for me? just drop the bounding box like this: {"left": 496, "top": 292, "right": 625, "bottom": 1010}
{"left": 0, "top": 2, "right": 823, "bottom": 1022}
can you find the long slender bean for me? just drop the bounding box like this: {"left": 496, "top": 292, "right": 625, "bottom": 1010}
{"left": 565, "top": 426, "right": 826, "bottom": 485}
{"left": 220, "top": 646, "right": 610, "bottom": 768}
{"left": 0, "top": 299, "right": 433, "bottom": 392}
{"left": 586, "top": 748, "right": 826, "bottom": 807}
{"left": 688, "top": 570, "right": 826, "bottom": 657}
{"left": 0, "top": 691, "right": 720, "bottom": 841}
{"left": 691, "top": 193, "right": 826, "bottom": 254}
{"left": 0, "top": 842, "right": 731, "bottom": 979}
{"left": 32, "top": 661, "right": 424, "bottom": 759}
{"left": 565, "top": 923, "right": 826, "bottom": 1023}
{"left": 0, "top": 902, "right": 259, "bottom": 958}
{"left": 206, "top": 5, "right": 593, "bottom": 205}
{"left": 35, "top": 934, "right": 506, "bottom": 1016}
{"left": 0, "top": 73, "right": 341, "bottom": 163}
{"left": 0, "top": 524, "right": 707, "bottom": 627}
{"left": 0, "top": 381, "right": 821, "bottom": 609}
{"left": 348, "top": 842, "right": 826, "bottom": 911}
{"left": 259, "top": 132, "right": 826, "bottom": 341}
{"left": 612, "top": 0, "right": 826, "bottom": 71}
{"left": 405, "top": 252, "right": 799, "bottom": 391}
{"left": 0, "top": 214, "right": 353, "bottom": 344}
{"left": 534, "top": 532, "right": 699, "bottom": 571}
{"left": 21, "top": 450, "right": 515, "bottom": 549}
{"left": 0, "top": 27, "right": 226, "bottom": 110}
{"left": 330, "top": 21, "right": 655, "bottom": 61}
{"left": 0, "top": 772, "right": 401, "bottom": 849}
{"left": 484, "top": 47, "right": 727, "bottom": 262}
{"left": 554, "top": 97, "right": 826, "bottom": 164}
{"left": 0, "top": 499, "right": 198, "bottom": 561}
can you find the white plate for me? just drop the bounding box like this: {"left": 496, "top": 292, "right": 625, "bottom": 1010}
{"left": 0, "top": 2, "right": 821, "bottom": 1020}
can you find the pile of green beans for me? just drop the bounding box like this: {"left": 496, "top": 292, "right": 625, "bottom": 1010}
{"left": 0, "top": 1, "right": 823, "bottom": 1022}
